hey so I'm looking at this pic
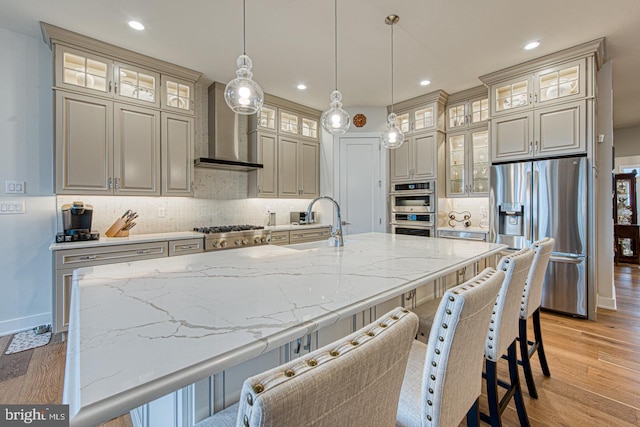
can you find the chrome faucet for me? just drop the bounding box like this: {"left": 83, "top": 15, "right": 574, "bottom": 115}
{"left": 306, "top": 196, "right": 344, "bottom": 247}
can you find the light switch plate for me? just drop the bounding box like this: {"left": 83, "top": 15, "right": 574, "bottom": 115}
{"left": 5, "top": 180, "right": 26, "bottom": 194}
{"left": 0, "top": 201, "right": 26, "bottom": 214}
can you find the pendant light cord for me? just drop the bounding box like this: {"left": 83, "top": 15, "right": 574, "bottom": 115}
{"left": 243, "top": 0, "right": 247, "bottom": 55}
{"left": 334, "top": 0, "right": 338, "bottom": 91}
{"left": 390, "top": 22, "right": 394, "bottom": 113}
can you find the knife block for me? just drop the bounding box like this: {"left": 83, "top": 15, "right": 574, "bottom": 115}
{"left": 105, "top": 218, "right": 130, "bottom": 237}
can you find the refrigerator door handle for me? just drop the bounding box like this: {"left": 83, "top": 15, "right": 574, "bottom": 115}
{"left": 526, "top": 171, "right": 532, "bottom": 241}
{"left": 550, "top": 255, "right": 583, "bottom": 264}
{"left": 533, "top": 169, "right": 539, "bottom": 242}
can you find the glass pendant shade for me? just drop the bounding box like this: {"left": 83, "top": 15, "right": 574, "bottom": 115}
{"left": 225, "top": 54, "right": 264, "bottom": 115}
{"left": 382, "top": 112, "right": 404, "bottom": 149}
{"left": 321, "top": 90, "right": 350, "bottom": 135}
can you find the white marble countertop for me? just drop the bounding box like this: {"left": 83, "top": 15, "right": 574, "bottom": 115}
{"left": 63, "top": 232, "right": 506, "bottom": 426}
{"left": 49, "top": 231, "right": 204, "bottom": 251}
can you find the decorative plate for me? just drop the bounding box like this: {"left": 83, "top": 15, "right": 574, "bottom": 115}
{"left": 353, "top": 113, "right": 366, "bottom": 128}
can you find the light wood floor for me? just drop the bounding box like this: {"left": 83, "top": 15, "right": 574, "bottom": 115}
{"left": 1, "top": 266, "right": 639, "bottom": 426}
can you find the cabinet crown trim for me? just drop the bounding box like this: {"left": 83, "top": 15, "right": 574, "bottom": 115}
{"left": 41, "top": 22, "right": 202, "bottom": 83}
{"left": 388, "top": 89, "right": 449, "bottom": 113}
{"left": 262, "top": 92, "right": 322, "bottom": 117}
{"left": 479, "top": 38, "right": 605, "bottom": 85}
{"left": 446, "top": 86, "right": 488, "bottom": 104}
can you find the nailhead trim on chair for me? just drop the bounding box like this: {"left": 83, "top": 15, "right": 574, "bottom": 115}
{"left": 242, "top": 307, "right": 413, "bottom": 408}
{"left": 424, "top": 269, "right": 501, "bottom": 425}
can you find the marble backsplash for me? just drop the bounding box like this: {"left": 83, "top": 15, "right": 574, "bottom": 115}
{"left": 438, "top": 197, "right": 490, "bottom": 229}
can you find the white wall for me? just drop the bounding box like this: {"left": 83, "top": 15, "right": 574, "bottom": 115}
{"left": 0, "top": 26, "right": 57, "bottom": 335}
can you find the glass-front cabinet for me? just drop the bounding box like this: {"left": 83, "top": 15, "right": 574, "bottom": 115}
{"left": 615, "top": 172, "right": 638, "bottom": 225}
{"left": 115, "top": 63, "right": 160, "bottom": 107}
{"left": 56, "top": 45, "right": 112, "bottom": 95}
{"left": 397, "top": 103, "right": 437, "bottom": 135}
{"left": 257, "top": 104, "right": 278, "bottom": 132}
{"left": 446, "top": 128, "right": 489, "bottom": 197}
{"left": 446, "top": 87, "right": 489, "bottom": 132}
{"left": 490, "top": 59, "right": 586, "bottom": 117}
{"left": 279, "top": 109, "right": 319, "bottom": 141}
{"left": 161, "top": 76, "right": 194, "bottom": 114}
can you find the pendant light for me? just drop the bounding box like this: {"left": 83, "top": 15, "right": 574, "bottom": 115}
{"left": 225, "top": 0, "right": 264, "bottom": 115}
{"left": 382, "top": 15, "right": 404, "bottom": 149}
{"left": 321, "top": 0, "right": 350, "bottom": 135}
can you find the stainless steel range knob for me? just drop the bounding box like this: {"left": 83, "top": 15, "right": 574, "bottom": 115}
{"left": 254, "top": 236, "right": 261, "bottom": 244}
{"left": 219, "top": 240, "right": 227, "bottom": 248}
{"left": 234, "top": 239, "right": 241, "bottom": 246}
{"left": 261, "top": 237, "right": 266, "bottom": 243}
{"left": 242, "top": 238, "right": 249, "bottom": 245}
{"left": 212, "top": 241, "right": 220, "bottom": 248}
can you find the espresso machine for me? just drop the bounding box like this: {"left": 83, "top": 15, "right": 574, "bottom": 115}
{"left": 55, "top": 201, "right": 100, "bottom": 242}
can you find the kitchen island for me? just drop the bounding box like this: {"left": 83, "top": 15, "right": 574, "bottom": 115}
{"left": 64, "top": 232, "right": 506, "bottom": 426}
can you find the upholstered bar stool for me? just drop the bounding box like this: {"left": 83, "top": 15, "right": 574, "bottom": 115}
{"left": 518, "top": 237, "right": 555, "bottom": 399}
{"left": 396, "top": 267, "right": 504, "bottom": 427}
{"left": 482, "top": 247, "right": 534, "bottom": 427}
{"left": 194, "top": 307, "right": 418, "bottom": 427}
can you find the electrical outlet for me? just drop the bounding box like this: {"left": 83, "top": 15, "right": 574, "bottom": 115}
{"left": 157, "top": 206, "right": 166, "bottom": 218}
{"left": 5, "top": 180, "right": 25, "bottom": 194}
{"left": 0, "top": 201, "right": 25, "bottom": 214}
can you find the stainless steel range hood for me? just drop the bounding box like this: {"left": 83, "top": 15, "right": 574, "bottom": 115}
{"left": 195, "top": 81, "right": 263, "bottom": 172}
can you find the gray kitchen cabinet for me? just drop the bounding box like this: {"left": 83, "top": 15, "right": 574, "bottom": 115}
{"left": 277, "top": 137, "right": 320, "bottom": 198}
{"left": 168, "top": 238, "right": 203, "bottom": 256}
{"left": 480, "top": 40, "right": 603, "bottom": 163}
{"left": 53, "top": 241, "right": 169, "bottom": 333}
{"left": 54, "top": 44, "right": 113, "bottom": 97}
{"left": 55, "top": 90, "right": 113, "bottom": 194}
{"left": 161, "top": 112, "right": 194, "bottom": 196}
{"left": 161, "top": 75, "right": 194, "bottom": 115}
{"left": 113, "top": 102, "right": 161, "bottom": 195}
{"left": 248, "top": 132, "right": 278, "bottom": 198}
{"left": 446, "top": 127, "right": 489, "bottom": 197}
{"left": 491, "top": 99, "right": 586, "bottom": 162}
{"left": 269, "top": 230, "right": 290, "bottom": 246}
{"left": 390, "top": 132, "right": 443, "bottom": 182}
{"left": 388, "top": 90, "right": 447, "bottom": 183}
{"left": 446, "top": 86, "right": 489, "bottom": 132}
{"left": 289, "top": 227, "right": 331, "bottom": 244}
{"left": 280, "top": 108, "right": 319, "bottom": 141}
{"left": 114, "top": 62, "right": 160, "bottom": 108}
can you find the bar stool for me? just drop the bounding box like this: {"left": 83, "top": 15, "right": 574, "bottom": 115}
{"left": 482, "top": 247, "right": 534, "bottom": 427}
{"left": 194, "top": 307, "right": 418, "bottom": 427}
{"left": 518, "top": 237, "right": 555, "bottom": 399}
{"left": 396, "top": 268, "right": 505, "bottom": 427}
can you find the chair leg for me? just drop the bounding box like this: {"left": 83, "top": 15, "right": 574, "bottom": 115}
{"left": 484, "top": 359, "right": 502, "bottom": 427}
{"left": 508, "top": 341, "right": 530, "bottom": 427}
{"left": 533, "top": 308, "right": 551, "bottom": 377}
{"left": 519, "top": 318, "right": 539, "bottom": 399}
{"left": 466, "top": 398, "right": 480, "bottom": 427}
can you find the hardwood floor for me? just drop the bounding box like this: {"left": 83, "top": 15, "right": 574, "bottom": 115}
{"left": 1, "top": 266, "right": 639, "bottom": 426}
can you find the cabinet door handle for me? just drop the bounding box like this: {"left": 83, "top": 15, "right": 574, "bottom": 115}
{"left": 534, "top": 141, "right": 539, "bottom": 153}
{"left": 114, "top": 81, "right": 119, "bottom": 94}
{"left": 303, "top": 334, "right": 312, "bottom": 352}
{"left": 79, "top": 255, "right": 97, "bottom": 260}
{"left": 108, "top": 81, "right": 112, "bottom": 93}
{"left": 258, "top": 186, "right": 262, "bottom": 193}
{"left": 534, "top": 92, "right": 538, "bottom": 103}
{"left": 529, "top": 93, "right": 533, "bottom": 104}
{"left": 108, "top": 177, "right": 113, "bottom": 189}
{"left": 114, "top": 178, "right": 120, "bottom": 190}
{"left": 529, "top": 141, "right": 533, "bottom": 154}
{"left": 178, "top": 245, "right": 195, "bottom": 250}
{"left": 136, "top": 249, "right": 152, "bottom": 255}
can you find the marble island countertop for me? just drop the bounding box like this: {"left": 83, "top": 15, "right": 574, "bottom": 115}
{"left": 64, "top": 232, "right": 506, "bottom": 426}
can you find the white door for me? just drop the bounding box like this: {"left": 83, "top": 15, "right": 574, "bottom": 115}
{"left": 337, "top": 135, "right": 386, "bottom": 236}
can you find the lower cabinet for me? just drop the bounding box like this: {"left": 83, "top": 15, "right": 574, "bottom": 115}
{"left": 269, "top": 227, "right": 331, "bottom": 246}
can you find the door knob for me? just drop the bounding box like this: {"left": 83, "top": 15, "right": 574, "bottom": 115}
{"left": 341, "top": 221, "right": 351, "bottom": 226}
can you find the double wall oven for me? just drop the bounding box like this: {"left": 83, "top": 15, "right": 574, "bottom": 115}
{"left": 390, "top": 181, "right": 436, "bottom": 237}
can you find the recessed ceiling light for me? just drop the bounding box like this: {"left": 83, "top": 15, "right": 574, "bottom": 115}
{"left": 128, "top": 21, "right": 145, "bottom": 31}
{"left": 524, "top": 41, "right": 540, "bottom": 50}
{"left": 420, "top": 80, "right": 431, "bottom": 86}
{"left": 297, "top": 84, "right": 307, "bottom": 90}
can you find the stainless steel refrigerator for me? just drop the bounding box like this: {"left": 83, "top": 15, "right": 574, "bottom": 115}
{"left": 490, "top": 156, "right": 587, "bottom": 317}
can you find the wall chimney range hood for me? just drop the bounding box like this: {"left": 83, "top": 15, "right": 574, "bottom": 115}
{"left": 194, "top": 82, "right": 263, "bottom": 172}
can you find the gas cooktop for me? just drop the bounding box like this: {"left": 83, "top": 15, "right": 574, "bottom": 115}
{"left": 194, "top": 225, "right": 265, "bottom": 234}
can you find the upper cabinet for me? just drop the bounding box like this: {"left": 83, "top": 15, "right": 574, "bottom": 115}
{"left": 248, "top": 93, "right": 321, "bottom": 198}
{"left": 446, "top": 86, "right": 489, "bottom": 132}
{"left": 480, "top": 38, "right": 605, "bottom": 163}
{"left": 446, "top": 128, "right": 489, "bottom": 197}
{"left": 388, "top": 90, "right": 447, "bottom": 183}
{"left": 42, "top": 22, "right": 201, "bottom": 196}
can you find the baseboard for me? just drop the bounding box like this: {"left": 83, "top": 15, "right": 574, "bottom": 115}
{"left": 0, "top": 312, "right": 52, "bottom": 337}
{"left": 597, "top": 295, "right": 617, "bottom": 311}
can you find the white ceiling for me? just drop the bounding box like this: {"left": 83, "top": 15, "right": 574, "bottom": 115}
{"left": 1, "top": 0, "right": 639, "bottom": 129}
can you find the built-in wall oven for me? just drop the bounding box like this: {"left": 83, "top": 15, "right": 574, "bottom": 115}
{"left": 390, "top": 181, "right": 436, "bottom": 237}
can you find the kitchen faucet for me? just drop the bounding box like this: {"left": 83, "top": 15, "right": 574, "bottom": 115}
{"left": 306, "top": 196, "right": 344, "bottom": 247}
